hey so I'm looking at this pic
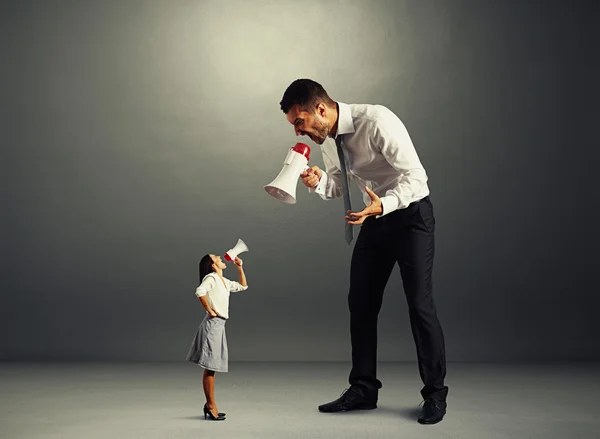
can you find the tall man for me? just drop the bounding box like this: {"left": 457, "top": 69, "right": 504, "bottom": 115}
{"left": 279, "top": 79, "right": 449, "bottom": 424}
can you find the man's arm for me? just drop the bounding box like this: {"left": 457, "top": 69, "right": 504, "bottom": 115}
{"left": 307, "top": 145, "right": 345, "bottom": 200}
{"left": 371, "top": 109, "right": 428, "bottom": 218}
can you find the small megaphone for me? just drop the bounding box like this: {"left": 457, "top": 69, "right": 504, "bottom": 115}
{"left": 224, "top": 238, "right": 249, "bottom": 262}
{"left": 264, "top": 143, "right": 311, "bottom": 204}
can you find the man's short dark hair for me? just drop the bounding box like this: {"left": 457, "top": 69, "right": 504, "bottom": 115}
{"left": 280, "top": 79, "right": 335, "bottom": 114}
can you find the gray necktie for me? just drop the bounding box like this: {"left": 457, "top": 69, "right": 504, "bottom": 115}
{"left": 335, "top": 135, "right": 354, "bottom": 245}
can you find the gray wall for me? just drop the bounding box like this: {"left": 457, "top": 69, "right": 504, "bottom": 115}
{"left": 3, "top": 0, "right": 598, "bottom": 362}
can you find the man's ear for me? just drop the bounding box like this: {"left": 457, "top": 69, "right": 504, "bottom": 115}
{"left": 316, "top": 102, "right": 327, "bottom": 117}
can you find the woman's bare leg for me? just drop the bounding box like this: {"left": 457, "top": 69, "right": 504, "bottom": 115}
{"left": 202, "top": 369, "right": 219, "bottom": 416}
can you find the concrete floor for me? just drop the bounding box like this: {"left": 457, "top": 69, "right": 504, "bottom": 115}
{"left": 1, "top": 362, "right": 598, "bottom": 439}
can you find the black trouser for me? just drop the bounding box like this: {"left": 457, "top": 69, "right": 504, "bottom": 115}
{"left": 348, "top": 196, "right": 448, "bottom": 401}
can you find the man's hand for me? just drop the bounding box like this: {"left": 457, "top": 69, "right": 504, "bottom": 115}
{"left": 300, "top": 166, "right": 322, "bottom": 188}
{"left": 345, "top": 187, "right": 383, "bottom": 225}
{"left": 208, "top": 310, "right": 218, "bottom": 318}
{"left": 234, "top": 257, "right": 243, "bottom": 267}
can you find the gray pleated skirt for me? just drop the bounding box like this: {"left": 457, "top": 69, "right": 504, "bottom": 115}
{"left": 186, "top": 315, "right": 228, "bottom": 373}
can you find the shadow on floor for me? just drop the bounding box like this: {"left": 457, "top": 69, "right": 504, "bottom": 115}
{"left": 180, "top": 406, "right": 421, "bottom": 421}
{"left": 304, "top": 405, "right": 421, "bottom": 420}
{"left": 394, "top": 407, "right": 421, "bottom": 421}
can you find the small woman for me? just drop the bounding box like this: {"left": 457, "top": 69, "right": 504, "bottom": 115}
{"left": 186, "top": 253, "right": 248, "bottom": 421}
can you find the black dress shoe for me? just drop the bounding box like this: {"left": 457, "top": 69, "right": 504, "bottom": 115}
{"left": 417, "top": 398, "right": 446, "bottom": 424}
{"left": 318, "top": 387, "right": 377, "bottom": 413}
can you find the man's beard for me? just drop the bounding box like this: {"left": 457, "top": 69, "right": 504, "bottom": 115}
{"left": 312, "top": 119, "right": 330, "bottom": 144}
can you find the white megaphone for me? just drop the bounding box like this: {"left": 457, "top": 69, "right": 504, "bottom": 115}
{"left": 264, "top": 142, "right": 311, "bottom": 204}
{"left": 224, "top": 238, "right": 248, "bottom": 262}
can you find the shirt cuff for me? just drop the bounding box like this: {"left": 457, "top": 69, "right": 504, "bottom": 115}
{"left": 195, "top": 287, "right": 207, "bottom": 297}
{"left": 308, "top": 171, "right": 328, "bottom": 196}
{"left": 376, "top": 195, "right": 399, "bottom": 218}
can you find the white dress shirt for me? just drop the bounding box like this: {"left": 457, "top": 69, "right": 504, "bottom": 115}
{"left": 195, "top": 273, "right": 248, "bottom": 319}
{"left": 311, "top": 102, "right": 429, "bottom": 217}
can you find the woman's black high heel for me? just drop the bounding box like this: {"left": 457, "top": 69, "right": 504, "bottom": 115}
{"left": 203, "top": 404, "right": 225, "bottom": 420}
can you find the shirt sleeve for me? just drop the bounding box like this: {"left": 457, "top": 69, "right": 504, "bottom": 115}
{"left": 195, "top": 275, "right": 216, "bottom": 297}
{"left": 308, "top": 143, "right": 344, "bottom": 200}
{"left": 370, "top": 110, "right": 428, "bottom": 217}
{"left": 228, "top": 279, "right": 248, "bottom": 293}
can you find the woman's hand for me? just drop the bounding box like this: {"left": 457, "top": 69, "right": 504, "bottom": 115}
{"left": 234, "top": 257, "right": 243, "bottom": 267}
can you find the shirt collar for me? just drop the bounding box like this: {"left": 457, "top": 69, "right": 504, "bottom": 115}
{"left": 334, "top": 102, "right": 355, "bottom": 139}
